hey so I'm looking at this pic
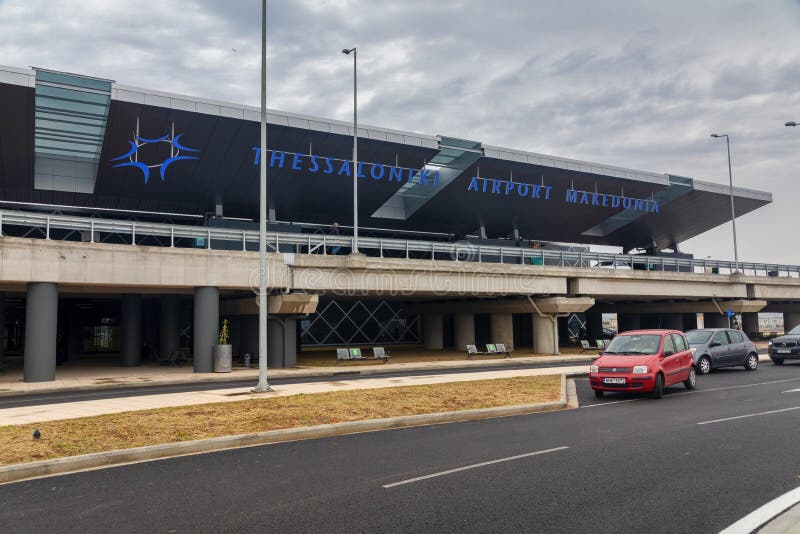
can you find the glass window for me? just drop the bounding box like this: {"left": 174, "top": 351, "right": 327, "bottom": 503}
{"left": 789, "top": 325, "right": 800, "bottom": 336}
{"left": 603, "top": 334, "right": 663, "bottom": 355}
{"left": 712, "top": 331, "right": 730, "bottom": 345}
{"left": 663, "top": 335, "right": 677, "bottom": 355}
{"left": 728, "top": 330, "right": 744, "bottom": 343}
{"left": 672, "top": 334, "right": 688, "bottom": 352}
{"left": 686, "top": 330, "right": 713, "bottom": 344}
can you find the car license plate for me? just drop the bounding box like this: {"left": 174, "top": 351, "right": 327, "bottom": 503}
{"left": 603, "top": 377, "right": 626, "bottom": 384}
{"left": 778, "top": 349, "right": 792, "bottom": 354}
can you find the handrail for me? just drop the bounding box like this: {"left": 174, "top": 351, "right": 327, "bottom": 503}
{"left": 0, "top": 209, "right": 797, "bottom": 278}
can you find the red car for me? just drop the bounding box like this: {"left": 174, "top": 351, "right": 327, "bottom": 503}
{"left": 589, "top": 329, "right": 696, "bottom": 399}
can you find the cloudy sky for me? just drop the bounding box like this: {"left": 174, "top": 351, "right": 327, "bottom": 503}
{"left": 1, "top": 0, "right": 799, "bottom": 263}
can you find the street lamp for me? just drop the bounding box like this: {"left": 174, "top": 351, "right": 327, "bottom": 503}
{"left": 253, "top": 0, "right": 271, "bottom": 393}
{"left": 786, "top": 121, "right": 799, "bottom": 127}
{"left": 342, "top": 47, "right": 359, "bottom": 254}
{"left": 710, "top": 133, "right": 739, "bottom": 274}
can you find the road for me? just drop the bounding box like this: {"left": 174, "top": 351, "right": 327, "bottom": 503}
{"left": 0, "top": 359, "right": 592, "bottom": 409}
{"left": 2, "top": 361, "right": 800, "bottom": 533}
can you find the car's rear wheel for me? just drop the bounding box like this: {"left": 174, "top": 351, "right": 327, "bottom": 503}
{"left": 651, "top": 373, "right": 664, "bottom": 399}
{"left": 745, "top": 353, "right": 759, "bottom": 371}
{"left": 773, "top": 358, "right": 785, "bottom": 366}
{"left": 594, "top": 390, "right": 604, "bottom": 398}
{"left": 698, "top": 356, "right": 712, "bottom": 375}
{"left": 683, "top": 367, "right": 696, "bottom": 390}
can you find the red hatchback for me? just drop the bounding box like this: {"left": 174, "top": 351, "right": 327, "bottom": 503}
{"left": 589, "top": 329, "right": 696, "bottom": 399}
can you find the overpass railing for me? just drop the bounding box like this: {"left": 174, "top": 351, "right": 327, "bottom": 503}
{"left": 0, "top": 209, "right": 797, "bottom": 278}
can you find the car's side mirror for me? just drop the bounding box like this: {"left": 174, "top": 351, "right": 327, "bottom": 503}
{"left": 663, "top": 351, "right": 674, "bottom": 358}
{"left": 709, "top": 342, "right": 721, "bottom": 348}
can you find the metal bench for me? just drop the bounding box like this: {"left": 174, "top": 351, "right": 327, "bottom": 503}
{"left": 466, "top": 343, "right": 512, "bottom": 359}
{"left": 336, "top": 347, "right": 390, "bottom": 364}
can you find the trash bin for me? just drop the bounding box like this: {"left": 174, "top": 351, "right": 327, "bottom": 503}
{"left": 213, "top": 345, "right": 232, "bottom": 372}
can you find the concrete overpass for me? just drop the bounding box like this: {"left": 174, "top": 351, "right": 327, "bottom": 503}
{"left": 3, "top": 235, "right": 800, "bottom": 382}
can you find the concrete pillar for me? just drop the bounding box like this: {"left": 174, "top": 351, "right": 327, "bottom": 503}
{"left": 120, "top": 294, "right": 142, "bottom": 367}
{"left": 704, "top": 313, "right": 729, "bottom": 328}
{"left": 585, "top": 311, "right": 603, "bottom": 341}
{"left": 453, "top": 313, "right": 475, "bottom": 350}
{"left": 267, "top": 318, "right": 298, "bottom": 368}
{"left": 193, "top": 287, "right": 219, "bottom": 373}
{"left": 532, "top": 314, "right": 558, "bottom": 355}
{"left": 618, "top": 313, "right": 641, "bottom": 332}
{"left": 159, "top": 295, "right": 180, "bottom": 360}
{"left": 490, "top": 312, "right": 514, "bottom": 350}
{"left": 784, "top": 313, "right": 800, "bottom": 333}
{"left": 741, "top": 313, "right": 759, "bottom": 337}
{"left": 24, "top": 282, "right": 58, "bottom": 382}
{"left": 422, "top": 313, "right": 444, "bottom": 350}
{"left": 682, "top": 313, "right": 699, "bottom": 332}
{"left": 0, "top": 292, "right": 5, "bottom": 370}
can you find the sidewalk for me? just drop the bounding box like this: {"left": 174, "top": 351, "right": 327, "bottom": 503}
{"left": 759, "top": 502, "right": 800, "bottom": 533}
{"left": 0, "top": 353, "right": 594, "bottom": 397}
{"left": 0, "top": 366, "right": 587, "bottom": 426}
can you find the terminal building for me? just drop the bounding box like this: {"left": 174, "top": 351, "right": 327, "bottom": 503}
{"left": 0, "top": 64, "right": 796, "bottom": 382}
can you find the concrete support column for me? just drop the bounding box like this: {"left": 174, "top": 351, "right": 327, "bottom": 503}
{"left": 532, "top": 314, "right": 558, "bottom": 355}
{"left": 618, "top": 313, "right": 641, "bottom": 332}
{"left": 0, "top": 292, "right": 5, "bottom": 370}
{"left": 120, "top": 294, "right": 142, "bottom": 367}
{"left": 159, "top": 294, "right": 180, "bottom": 360}
{"left": 741, "top": 313, "right": 759, "bottom": 336}
{"left": 267, "top": 318, "right": 297, "bottom": 368}
{"left": 584, "top": 311, "right": 603, "bottom": 341}
{"left": 682, "top": 313, "right": 699, "bottom": 332}
{"left": 490, "top": 312, "right": 514, "bottom": 350}
{"left": 24, "top": 282, "right": 58, "bottom": 382}
{"left": 193, "top": 287, "right": 219, "bottom": 373}
{"left": 784, "top": 313, "right": 800, "bottom": 333}
{"left": 422, "top": 313, "right": 444, "bottom": 350}
{"left": 704, "top": 313, "right": 729, "bottom": 328}
{"left": 453, "top": 313, "right": 475, "bottom": 350}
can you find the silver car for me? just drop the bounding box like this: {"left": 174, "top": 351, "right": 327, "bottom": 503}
{"left": 685, "top": 328, "right": 760, "bottom": 375}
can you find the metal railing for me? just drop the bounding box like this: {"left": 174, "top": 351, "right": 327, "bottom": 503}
{"left": 0, "top": 209, "right": 798, "bottom": 278}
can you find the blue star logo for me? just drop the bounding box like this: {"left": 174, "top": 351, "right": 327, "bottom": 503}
{"left": 111, "top": 133, "right": 200, "bottom": 183}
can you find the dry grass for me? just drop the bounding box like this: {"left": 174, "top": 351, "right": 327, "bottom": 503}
{"left": 0, "top": 375, "right": 561, "bottom": 466}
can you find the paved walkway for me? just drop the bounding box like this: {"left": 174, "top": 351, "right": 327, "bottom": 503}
{"left": 0, "top": 353, "right": 594, "bottom": 397}
{"left": 0, "top": 366, "right": 585, "bottom": 426}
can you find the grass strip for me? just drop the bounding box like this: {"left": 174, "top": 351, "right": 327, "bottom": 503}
{"left": 0, "top": 374, "right": 561, "bottom": 466}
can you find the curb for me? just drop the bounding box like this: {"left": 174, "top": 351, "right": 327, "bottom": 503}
{"left": 0, "top": 374, "right": 570, "bottom": 485}
{"left": 0, "top": 357, "right": 593, "bottom": 398}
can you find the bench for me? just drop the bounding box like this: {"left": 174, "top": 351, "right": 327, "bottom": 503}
{"left": 336, "top": 347, "right": 390, "bottom": 364}
{"left": 466, "top": 343, "right": 512, "bottom": 359}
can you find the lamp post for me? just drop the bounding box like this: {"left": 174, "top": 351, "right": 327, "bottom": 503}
{"left": 341, "top": 47, "right": 359, "bottom": 254}
{"left": 253, "top": 0, "right": 271, "bottom": 393}
{"left": 710, "top": 133, "right": 739, "bottom": 274}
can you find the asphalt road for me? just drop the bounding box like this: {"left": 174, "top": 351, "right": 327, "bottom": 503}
{"left": 2, "top": 361, "right": 800, "bottom": 533}
{"left": 0, "top": 359, "right": 592, "bottom": 409}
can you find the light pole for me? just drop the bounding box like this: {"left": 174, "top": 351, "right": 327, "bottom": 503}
{"left": 710, "top": 133, "right": 739, "bottom": 274}
{"left": 342, "top": 47, "right": 359, "bottom": 254}
{"left": 253, "top": 0, "right": 271, "bottom": 393}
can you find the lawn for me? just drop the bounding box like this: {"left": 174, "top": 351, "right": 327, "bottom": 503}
{"left": 0, "top": 374, "right": 562, "bottom": 466}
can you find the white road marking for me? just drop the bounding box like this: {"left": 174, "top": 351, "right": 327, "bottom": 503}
{"left": 382, "top": 446, "right": 569, "bottom": 489}
{"left": 720, "top": 485, "right": 800, "bottom": 534}
{"left": 784, "top": 388, "right": 800, "bottom": 393}
{"left": 697, "top": 406, "right": 800, "bottom": 426}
